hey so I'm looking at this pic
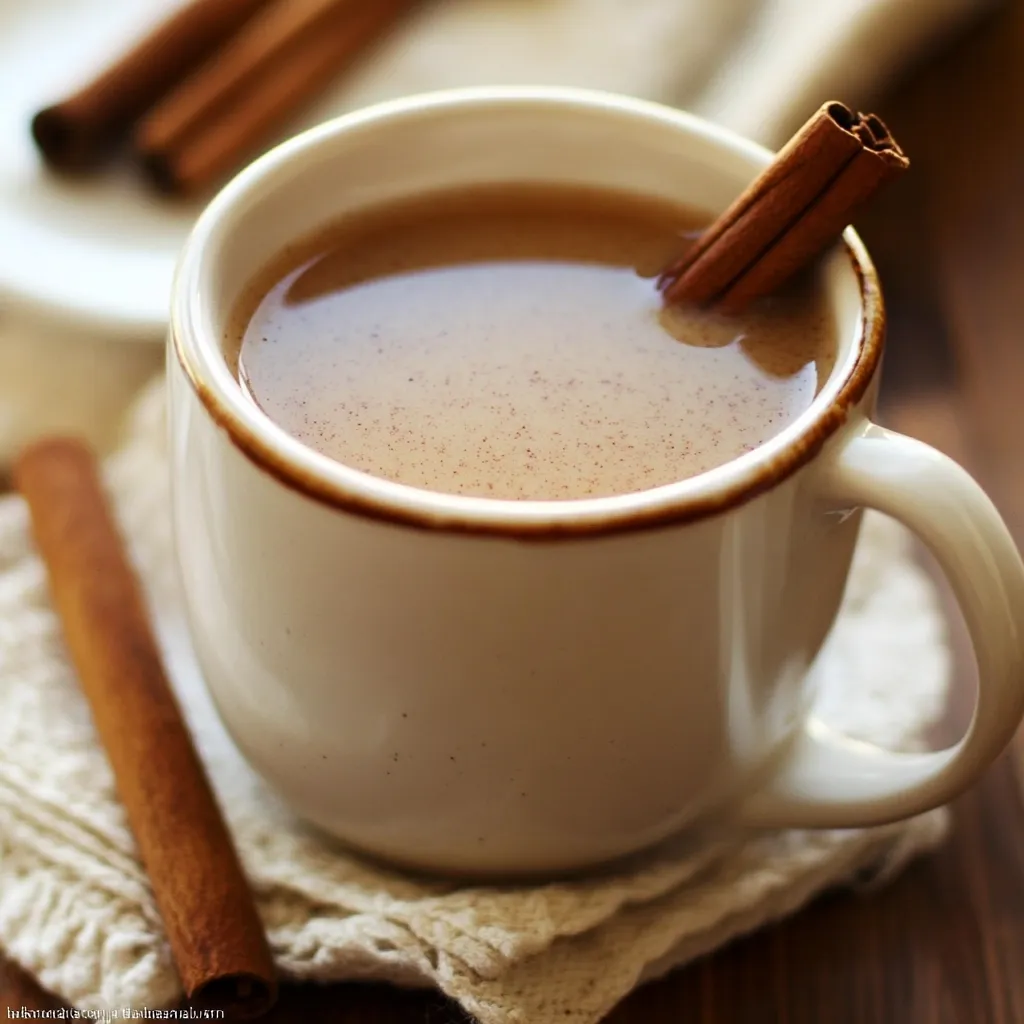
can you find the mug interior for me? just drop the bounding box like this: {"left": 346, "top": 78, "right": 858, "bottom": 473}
{"left": 171, "top": 87, "right": 880, "bottom": 534}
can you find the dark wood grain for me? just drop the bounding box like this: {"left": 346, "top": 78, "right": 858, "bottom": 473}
{"left": 5, "top": 4, "right": 1024, "bottom": 1021}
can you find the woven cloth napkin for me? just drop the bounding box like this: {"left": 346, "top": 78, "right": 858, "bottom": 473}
{"left": 0, "top": 380, "right": 951, "bottom": 1019}
{"left": 0, "top": 0, "right": 991, "bottom": 463}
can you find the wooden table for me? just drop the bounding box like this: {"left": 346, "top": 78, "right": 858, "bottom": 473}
{"left": 5, "top": 4, "right": 1024, "bottom": 1021}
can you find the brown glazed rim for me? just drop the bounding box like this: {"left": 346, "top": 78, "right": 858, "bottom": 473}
{"left": 170, "top": 88, "right": 884, "bottom": 539}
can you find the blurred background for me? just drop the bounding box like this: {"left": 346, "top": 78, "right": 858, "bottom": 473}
{"left": 0, "top": 0, "right": 1022, "bottom": 1020}
{"left": 0, "top": 0, "right": 996, "bottom": 459}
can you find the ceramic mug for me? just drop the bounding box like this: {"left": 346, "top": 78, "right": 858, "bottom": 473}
{"left": 168, "top": 87, "right": 1024, "bottom": 876}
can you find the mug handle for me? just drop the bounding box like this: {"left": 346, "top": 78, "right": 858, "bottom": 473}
{"left": 736, "top": 421, "right": 1024, "bottom": 828}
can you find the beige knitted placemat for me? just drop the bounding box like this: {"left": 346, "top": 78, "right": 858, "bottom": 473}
{"left": 0, "top": 379, "right": 950, "bottom": 1021}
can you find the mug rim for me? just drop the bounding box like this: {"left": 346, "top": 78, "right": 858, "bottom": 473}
{"left": 170, "top": 85, "right": 884, "bottom": 538}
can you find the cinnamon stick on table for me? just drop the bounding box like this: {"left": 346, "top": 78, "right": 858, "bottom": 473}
{"left": 659, "top": 102, "right": 909, "bottom": 312}
{"left": 136, "top": 0, "right": 419, "bottom": 195}
{"left": 14, "top": 439, "right": 276, "bottom": 1018}
{"left": 32, "top": 0, "right": 272, "bottom": 171}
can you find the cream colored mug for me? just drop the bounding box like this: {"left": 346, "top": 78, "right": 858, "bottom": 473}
{"left": 168, "top": 87, "right": 1024, "bottom": 876}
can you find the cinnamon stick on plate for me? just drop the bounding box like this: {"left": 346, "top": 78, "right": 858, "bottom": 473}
{"left": 136, "top": 0, "right": 419, "bottom": 195}
{"left": 14, "top": 439, "right": 276, "bottom": 1018}
{"left": 31, "top": 0, "right": 272, "bottom": 171}
{"left": 137, "top": 0, "right": 361, "bottom": 158}
{"left": 659, "top": 102, "right": 909, "bottom": 312}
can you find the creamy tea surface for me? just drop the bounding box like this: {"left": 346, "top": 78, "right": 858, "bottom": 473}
{"left": 233, "top": 185, "right": 835, "bottom": 500}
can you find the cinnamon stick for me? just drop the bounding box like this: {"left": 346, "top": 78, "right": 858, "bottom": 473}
{"left": 14, "top": 439, "right": 276, "bottom": 1018}
{"left": 136, "top": 0, "right": 419, "bottom": 195}
{"left": 659, "top": 102, "right": 908, "bottom": 312}
{"left": 31, "top": 0, "right": 272, "bottom": 171}
{"left": 137, "top": 0, "right": 356, "bottom": 158}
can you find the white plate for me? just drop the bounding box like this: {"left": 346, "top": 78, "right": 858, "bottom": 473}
{"left": 0, "top": 0, "right": 394, "bottom": 342}
{"left": 0, "top": 0, "right": 435, "bottom": 343}
{"left": 0, "top": 0, "right": 439, "bottom": 342}
{"left": 0, "top": 0, "right": 208, "bottom": 341}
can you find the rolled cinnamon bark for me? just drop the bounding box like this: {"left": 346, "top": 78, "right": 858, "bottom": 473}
{"left": 136, "top": 0, "right": 352, "bottom": 159}
{"left": 31, "top": 0, "right": 272, "bottom": 171}
{"left": 659, "top": 102, "right": 908, "bottom": 312}
{"left": 14, "top": 438, "right": 277, "bottom": 1018}
{"left": 137, "top": 0, "right": 419, "bottom": 195}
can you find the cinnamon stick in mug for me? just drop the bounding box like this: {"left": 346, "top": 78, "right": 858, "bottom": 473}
{"left": 13, "top": 439, "right": 276, "bottom": 1017}
{"left": 659, "top": 102, "right": 908, "bottom": 312}
{"left": 31, "top": 0, "right": 272, "bottom": 171}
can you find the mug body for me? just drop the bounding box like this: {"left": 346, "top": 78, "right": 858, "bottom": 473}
{"left": 169, "top": 88, "right": 879, "bottom": 875}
